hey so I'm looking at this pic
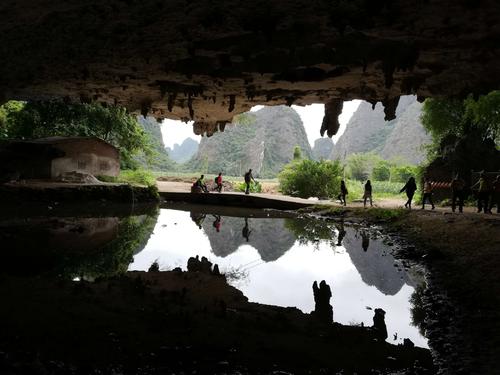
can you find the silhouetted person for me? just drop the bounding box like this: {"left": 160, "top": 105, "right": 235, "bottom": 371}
{"left": 244, "top": 169, "right": 256, "bottom": 194}
{"left": 400, "top": 177, "right": 417, "bottom": 209}
{"left": 195, "top": 174, "right": 208, "bottom": 193}
{"left": 472, "top": 172, "right": 491, "bottom": 213}
{"left": 212, "top": 215, "right": 222, "bottom": 232}
{"left": 338, "top": 180, "right": 348, "bottom": 206}
{"left": 336, "top": 219, "right": 346, "bottom": 246}
{"left": 215, "top": 172, "right": 223, "bottom": 193}
{"left": 450, "top": 175, "right": 465, "bottom": 213}
{"left": 242, "top": 217, "right": 251, "bottom": 242}
{"left": 490, "top": 175, "right": 500, "bottom": 214}
{"left": 372, "top": 308, "right": 388, "bottom": 341}
{"left": 421, "top": 177, "right": 435, "bottom": 210}
{"left": 361, "top": 231, "right": 370, "bottom": 252}
{"left": 363, "top": 180, "right": 373, "bottom": 208}
{"left": 312, "top": 280, "right": 333, "bottom": 324}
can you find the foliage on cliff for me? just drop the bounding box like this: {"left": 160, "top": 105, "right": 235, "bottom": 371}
{"left": 331, "top": 96, "right": 430, "bottom": 164}
{"left": 421, "top": 91, "right": 500, "bottom": 153}
{"left": 188, "top": 106, "right": 312, "bottom": 178}
{"left": 166, "top": 138, "right": 199, "bottom": 163}
{"left": 135, "top": 116, "right": 177, "bottom": 170}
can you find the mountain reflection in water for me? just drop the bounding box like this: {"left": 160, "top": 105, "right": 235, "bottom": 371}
{"left": 131, "top": 206, "right": 427, "bottom": 348}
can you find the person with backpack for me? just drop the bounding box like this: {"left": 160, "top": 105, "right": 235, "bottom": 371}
{"left": 244, "top": 169, "right": 255, "bottom": 195}
{"left": 450, "top": 174, "right": 466, "bottom": 213}
{"left": 489, "top": 175, "right": 500, "bottom": 214}
{"left": 472, "top": 172, "right": 491, "bottom": 213}
{"left": 215, "top": 172, "right": 223, "bottom": 193}
{"left": 338, "top": 180, "right": 348, "bottom": 206}
{"left": 421, "top": 177, "right": 435, "bottom": 210}
{"left": 400, "top": 177, "right": 417, "bottom": 209}
{"left": 363, "top": 180, "right": 373, "bottom": 208}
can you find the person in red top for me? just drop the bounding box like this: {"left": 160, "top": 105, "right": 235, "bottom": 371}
{"left": 216, "top": 172, "right": 223, "bottom": 193}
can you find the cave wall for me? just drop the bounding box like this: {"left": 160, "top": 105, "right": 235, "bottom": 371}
{"left": 1, "top": 0, "right": 500, "bottom": 136}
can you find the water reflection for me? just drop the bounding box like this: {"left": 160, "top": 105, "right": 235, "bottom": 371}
{"left": 0, "top": 208, "right": 158, "bottom": 278}
{"left": 131, "top": 206, "right": 428, "bottom": 348}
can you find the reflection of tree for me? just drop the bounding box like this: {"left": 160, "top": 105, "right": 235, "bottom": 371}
{"left": 410, "top": 284, "right": 428, "bottom": 337}
{"left": 61, "top": 210, "right": 159, "bottom": 279}
{"left": 284, "top": 217, "right": 338, "bottom": 249}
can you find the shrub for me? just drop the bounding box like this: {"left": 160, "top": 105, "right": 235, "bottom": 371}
{"left": 278, "top": 159, "right": 343, "bottom": 199}
{"left": 235, "top": 181, "right": 262, "bottom": 193}
{"left": 372, "top": 160, "right": 392, "bottom": 181}
{"left": 98, "top": 169, "right": 157, "bottom": 187}
{"left": 346, "top": 153, "right": 373, "bottom": 181}
{"left": 390, "top": 165, "right": 418, "bottom": 183}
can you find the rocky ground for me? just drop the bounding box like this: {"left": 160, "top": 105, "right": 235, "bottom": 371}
{"left": 0, "top": 264, "right": 433, "bottom": 375}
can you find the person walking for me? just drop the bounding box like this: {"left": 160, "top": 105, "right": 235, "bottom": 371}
{"left": 421, "top": 177, "right": 435, "bottom": 210}
{"left": 400, "top": 177, "right": 417, "bottom": 209}
{"left": 338, "top": 180, "right": 348, "bottom": 206}
{"left": 215, "top": 172, "right": 223, "bottom": 193}
{"left": 244, "top": 169, "right": 256, "bottom": 195}
{"left": 363, "top": 180, "right": 373, "bottom": 208}
{"left": 472, "top": 172, "right": 491, "bottom": 213}
{"left": 490, "top": 175, "right": 500, "bottom": 214}
{"left": 450, "top": 175, "right": 465, "bottom": 213}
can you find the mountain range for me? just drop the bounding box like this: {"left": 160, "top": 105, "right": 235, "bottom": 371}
{"left": 189, "top": 106, "right": 312, "bottom": 178}
{"left": 330, "top": 96, "right": 430, "bottom": 164}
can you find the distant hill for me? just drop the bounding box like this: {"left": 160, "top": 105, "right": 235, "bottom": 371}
{"left": 189, "top": 106, "right": 312, "bottom": 178}
{"left": 136, "top": 116, "right": 176, "bottom": 170}
{"left": 331, "top": 96, "right": 430, "bottom": 164}
{"left": 312, "top": 138, "right": 334, "bottom": 160}
{"left": 166, "top": 137, "right": 199, "bottom": 163}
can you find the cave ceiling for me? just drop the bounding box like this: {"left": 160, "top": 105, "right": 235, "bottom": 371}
{"left": 1, "top": 0, "right": 500, "bottom": 136}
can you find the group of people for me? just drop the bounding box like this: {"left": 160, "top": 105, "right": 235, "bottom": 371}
{"left": 399, "top": 173, "right": 500, "bottom": 213}
{"left": 194, "top": 173, "right": 224, "bottom": 193}
{"left": 337, "top": 179, "right": 373, "bottom": 208}
{"left": 338, "top": 172, "right": 500, "bottom": 213}
{"left": 193, "top": 169, "right": 257, "bottom": 195}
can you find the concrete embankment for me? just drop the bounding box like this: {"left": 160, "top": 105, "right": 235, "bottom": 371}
{"left": 159, "top": 191, "right": 314, "bottom": 210}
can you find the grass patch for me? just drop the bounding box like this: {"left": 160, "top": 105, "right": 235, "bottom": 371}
{"left": 98, "top": 169, "right": 157, "bottom": 187}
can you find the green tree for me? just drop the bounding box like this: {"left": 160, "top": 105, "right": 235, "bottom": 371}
{"left": 390, "top": 165, "right": 417, "bottom": 183}
{"left": 293, "top": 145, "right": 302, "bottom": 160}
{"left": 346, "top": 153, "right": 374, "bottom": 181}
{"left": 279, "top": 159, "right": 343, "bottom": 199}
{"left": 0, "top": 100, "right": 152, "bottom": 169}
{"left": 421, "top": 91, "right": 500, "bottom": 148}
{"left": 371, "top": 159, "right": 392, "bottom": 181}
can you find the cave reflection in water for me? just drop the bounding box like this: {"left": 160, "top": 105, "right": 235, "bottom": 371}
{"left": 130, "top": 207, "right": 428, "bottom": 348}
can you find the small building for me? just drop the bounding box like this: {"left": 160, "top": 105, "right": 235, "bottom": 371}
{"left": 0, "top": 137, "right": 120, "bottom": 180}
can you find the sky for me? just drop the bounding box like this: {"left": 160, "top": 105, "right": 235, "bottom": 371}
{"left": 160, "top": 100, "right": 361, "bottom": 149}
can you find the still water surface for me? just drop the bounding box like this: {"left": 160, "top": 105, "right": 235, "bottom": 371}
{"left": 130, "top": 206, "right": 427, "bottom": 348}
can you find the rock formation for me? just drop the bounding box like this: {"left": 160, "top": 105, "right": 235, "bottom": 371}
{"left": 312, "top": 138, "right": 334, "bottom": 161}
{"left": 201, "top": 216, "right": 296, "bottom": 262}
{"left": 331, "top": 96, "right": 430, "bottom": 164}
{"left": 166, "top": 138, "right": 199, "bottom": 163}
{"left": 2, "top": 1, "right": 500, "bottom": 136}
{"left": 190, "top": 106, "right": 312, "bottom": 177}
